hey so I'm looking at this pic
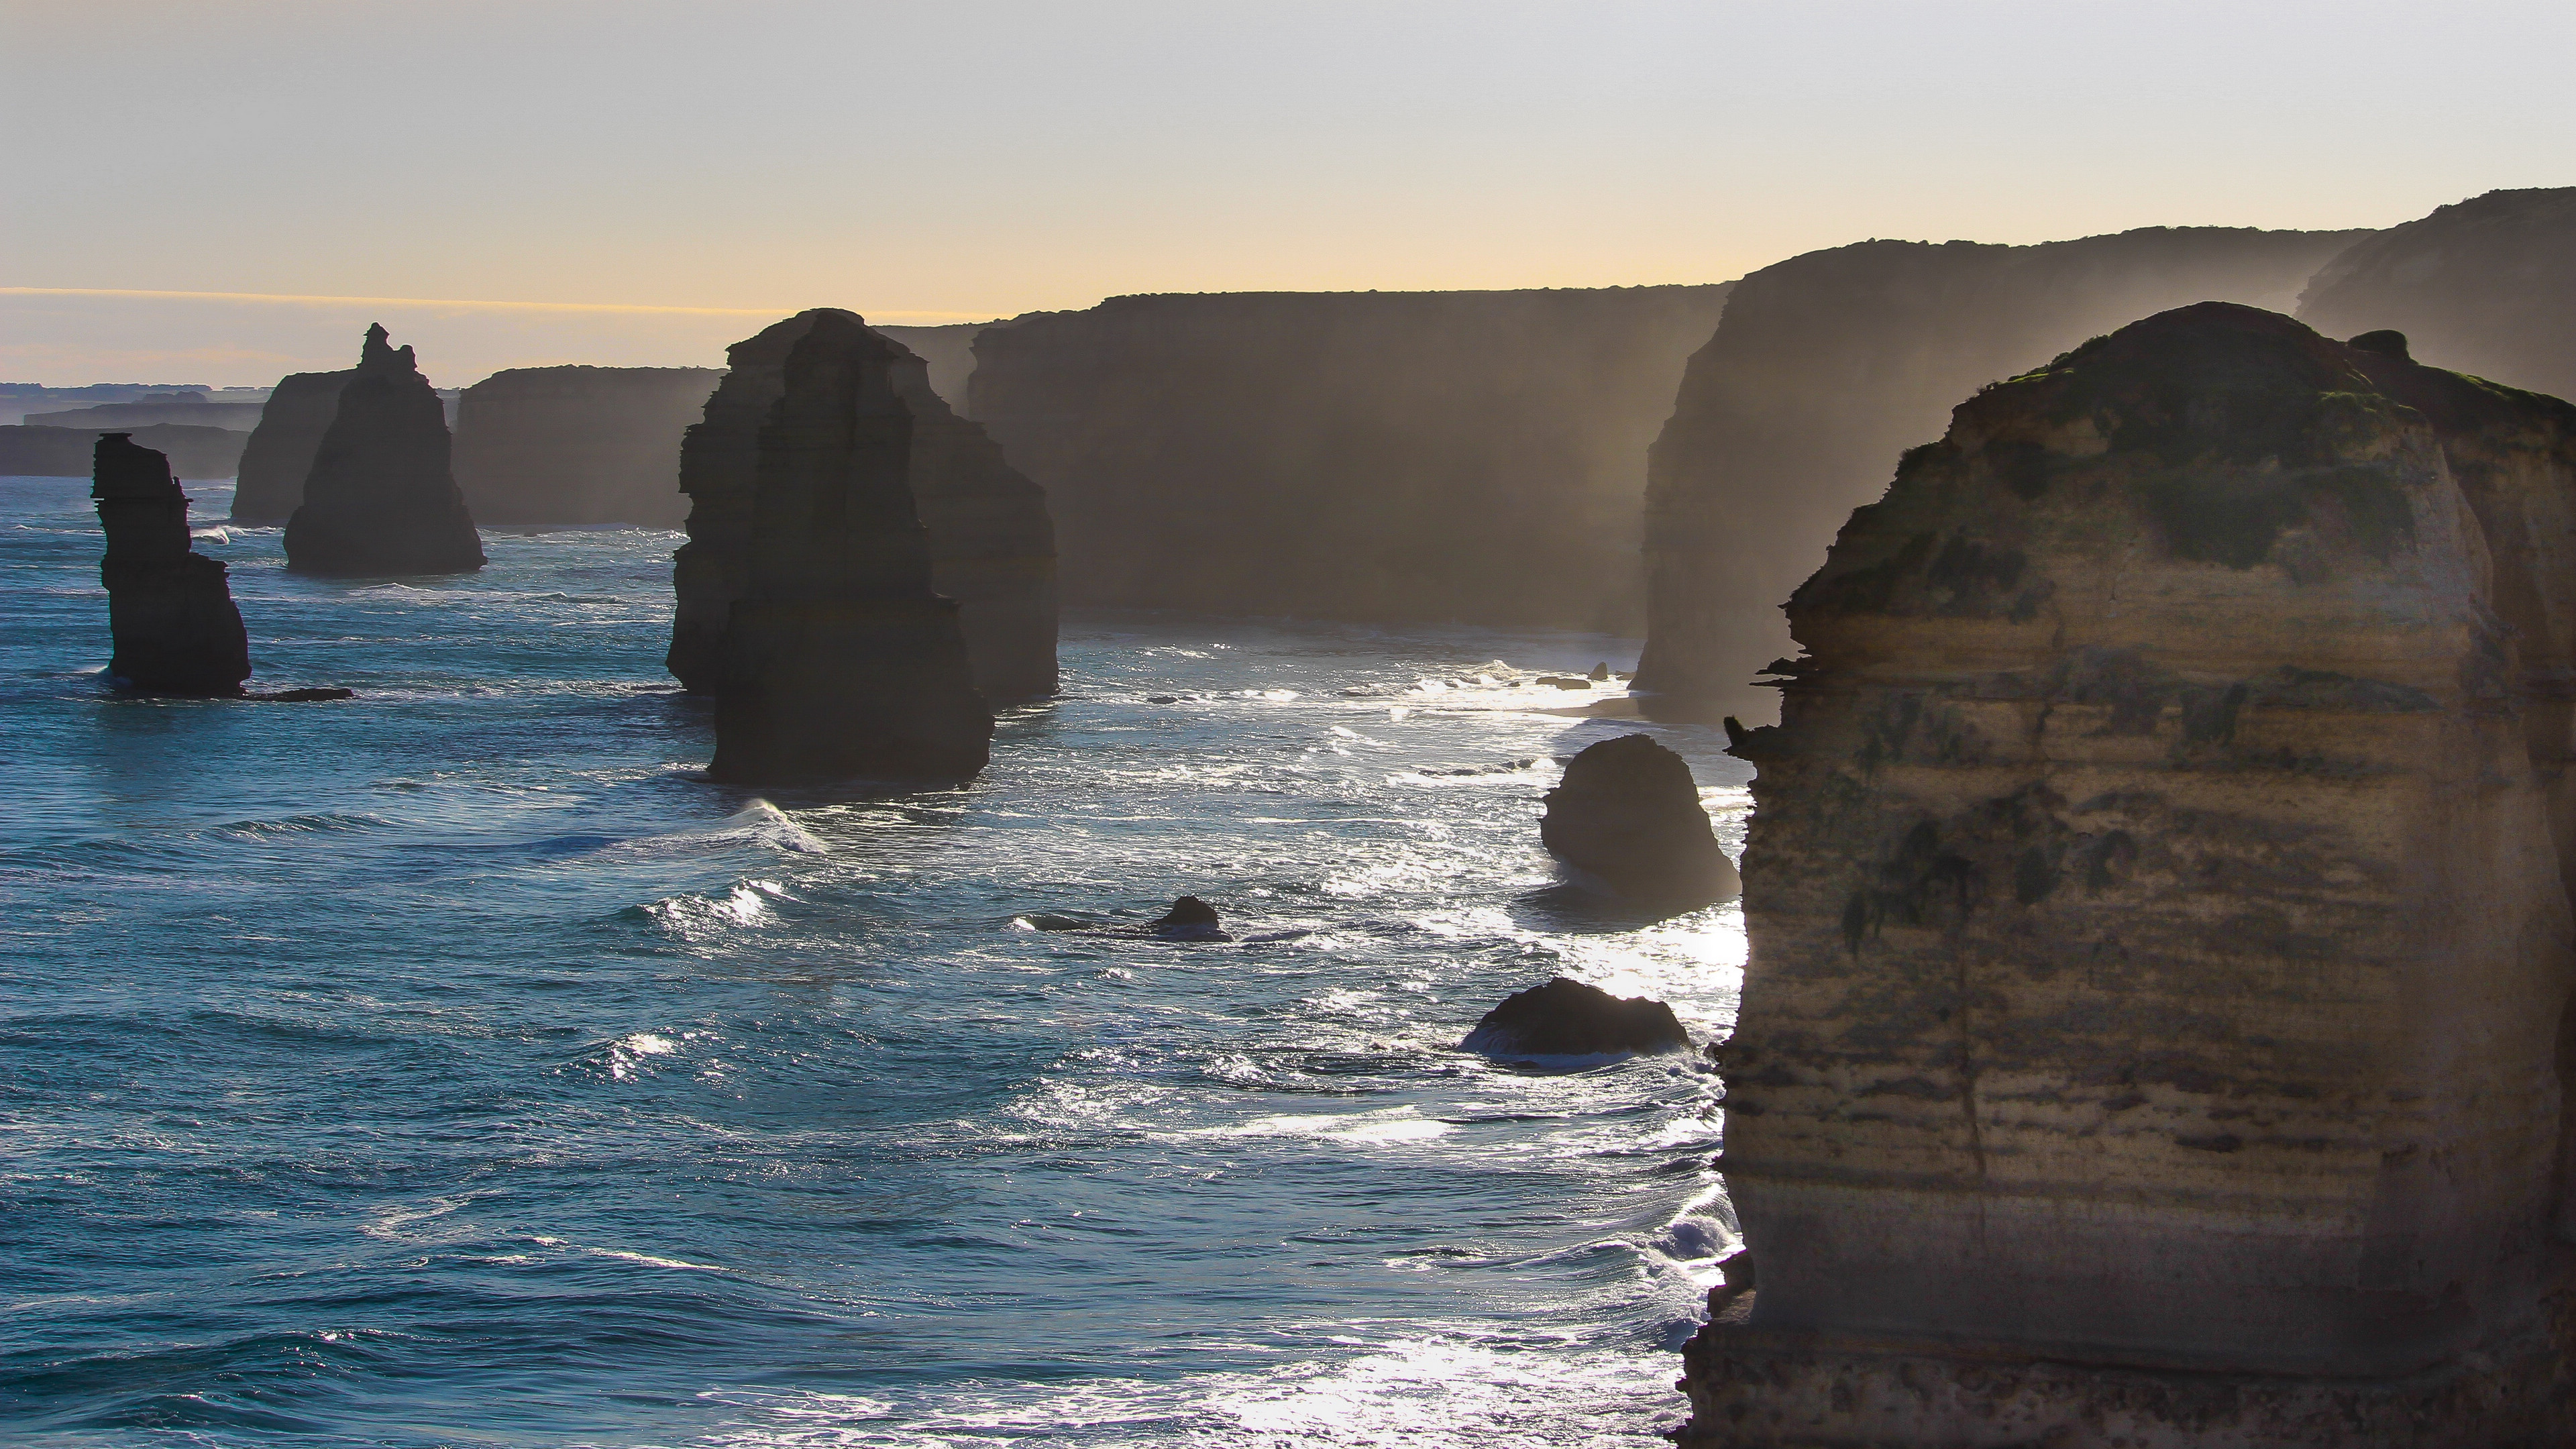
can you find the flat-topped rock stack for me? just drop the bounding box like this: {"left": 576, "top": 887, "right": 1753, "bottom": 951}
{"left": 230, "top": 368, "right": 354, "bottom": 523}
{"left": 91, "top": 431, "right": 250, "bottom": 696}
{"left": 670, "top": 308, "right": 1056, "bottom": 710}
{"left": 282, "top": 325, "right": 484, "bottom": 576}
{"left": 1682, "top": 303, "right": 2576, "bottom": 1445}
{"left": 683, "top": 310, "right": 994, "bottom": 783}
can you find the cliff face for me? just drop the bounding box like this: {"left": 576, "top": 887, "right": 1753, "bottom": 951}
{"left": 1637, "top": 226, "right": 2367, "bottom": 723}
{"left": 873, "top": 323, "right": 987, "bottom": 411}
{"left": 700, "top": 311, "right": 992, "bottom": 783}
{"left": 283, "top": 325, "right": 485, "bottom": 576}
{"left": 1, "top": 423, "right": 244, "bottom": 481}
{"left": 967, "top": 285, "right": 1733, "bottom": 633}
{"left": 1680, "top": 305, "right": 2576, "bottom": 1445}
{"left": 28, "top": 398, "right": 267, "bottom": 431}
{"left": 450, "top": 366, "right": 720, "bottom": 527}
{"left": 91, "top": 432, "right": 249, "bottom": 696}
{"left": 2300, "top": 187, "right": 2576, "bottom": 405}
{"left": 230, "top": 369, "right": 352, "bottom": 522}
{"left": 672, "top": 310, "right": 1057, "bottom": 704}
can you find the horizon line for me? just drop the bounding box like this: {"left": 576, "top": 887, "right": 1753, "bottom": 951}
{"left": 0, "top": 287, "right": 1000, "bottom": 324}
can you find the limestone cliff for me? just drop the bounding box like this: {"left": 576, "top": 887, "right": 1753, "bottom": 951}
{"left": 1678, "top": 304, "right": 2576, "bottom": 1445}
{"left": 1, "top": 423, "right": 244, "bottom": 481}
{"left": 873, "top": 323, "right": 987, "bottom": 411}
{"left": 966, "top": 285, "right": 1733, "bottom": 633}
{"left": 449, "top": 366, "right": 721, "bottom": 528}
{"left": 2300, "top": 186, "right": 2576, "bottom": 405}
{"left": 283, "top": 326, "right": 485, "bottom": 576}
{"left": 700, "top": 311, "right": 991, "bottom": 783}
{"left": 1637, "top": 225, "right": 2365, "bottom": 724}
{"left": 230, "top": 369, "right": 352, "bottom": 522}
{"left": 671, "top": 310, "right": 1056, "bottom": 704}
{"left": 91, "top": 432, "right": 249, "bottom": 696}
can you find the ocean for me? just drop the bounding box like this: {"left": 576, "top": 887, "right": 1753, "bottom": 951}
{"left": 0, "top": 472, "right": 1746, "bottom": 1447}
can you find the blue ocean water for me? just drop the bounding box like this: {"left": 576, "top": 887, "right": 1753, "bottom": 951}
{"left": 0, "top": 472, "right": 1746, "bottom": 1448}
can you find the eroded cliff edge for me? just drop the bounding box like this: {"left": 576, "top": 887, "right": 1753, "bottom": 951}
{"left": 1679, "top": 304, "right": 2576, "bottom": 1446}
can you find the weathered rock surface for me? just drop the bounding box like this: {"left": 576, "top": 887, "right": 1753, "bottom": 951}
{"left": 1460, "top": 977, "right": 1688, "bottom": 1057}
{"left": 694, "top": 311, "right": 991, "bottom": 784}
{"left": 967, "top": 286, "right": 1733, "bottom": 634}
{"left": 91, "top": 431, "right": 249, "bottom": 696}
{"left": 450, "top": 366, "right": 721, "bottom": 527}
{"left": 1540, "top": 734, "right": 1739, "bottom": 908}
{"left": 671, "top": 309, "right": 1056, "bottom": 705}
{"left": 1677, "top": 303, "right": 2576, "bottom": 1445}
{"left": 2300, "top": 186, "right": 2576, "bottom": 405}
{"left": 230, "top": 369, "right": 354, "bottom": 522}
{"left": 1, "top": 423, "right": 245, "bottom": 481}
{"left": 1636, "top": 225, "right": 2366, "bottom": 724}
{"left": 283, "top": 326, "right": 484, "bottom": 576}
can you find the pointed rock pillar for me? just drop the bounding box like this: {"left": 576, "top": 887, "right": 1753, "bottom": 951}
{"left": 283, "top": 324, "right": 484, "bottom": 575}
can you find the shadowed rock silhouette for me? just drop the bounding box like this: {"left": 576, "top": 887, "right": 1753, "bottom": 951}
{"left": 90, "top": 431, "right": 249, "bottom": 696}
{"left": 283, "top": 325, "right": 484, "bottom": 576}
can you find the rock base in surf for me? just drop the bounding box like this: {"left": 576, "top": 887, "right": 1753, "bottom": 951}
{"left": 1460, "top": 977, "right": 1687, "bottom": 1057}
{"left": 1540, "top": 735, "right": 1738, "bottom": 907}
{"left": 92, "top": 431, "right": 250, "bottom": 696}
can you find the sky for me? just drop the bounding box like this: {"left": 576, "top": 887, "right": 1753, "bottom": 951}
{"left": 5, "top": 0, "right": 2571, "bottom": 386}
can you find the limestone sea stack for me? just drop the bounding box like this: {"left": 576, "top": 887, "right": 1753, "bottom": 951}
{"left": 1540, "top": 734, "right": 1739, "bottom": 908}
{"left": 670, "top": 309, "right": 1056, "bottom": 705}
{"left": 449, "top": 366, "right": 722, "bottom": 528}
{"left": 229, "top": 368, "right": 354, "bottom": 523}
{"left": 91, "top": 432, "right": 250, "bottom": 696}
{"left": 698, "top": 311, "right": 992, "bottom": 783}
{"left": 1635, "top": 224, "right": 2367, "bottom": 724}
{"left": 1679, "top": 303, "right": 2576, "bottom": 1445}
{"left": 282, "top": 326, "right": 484, "bottom": 575}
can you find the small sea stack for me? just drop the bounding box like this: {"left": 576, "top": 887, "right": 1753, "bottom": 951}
{"left": 703, "top": 311, "right": 992, "bottom": 784}
{"left": 1460, "top": 977, "right": 1688, "bottom": 1058}
{"left": 282, "top": 325, "right": 484, "bottom": 576}
{"left": 229, "top": 368, "right": 353, "bottom": 523}
{"left": 91, "top": 432, "right": 250, "bottom": 696}
{"left": 1540, "top": 735, "right": 1739, "bottom": 908}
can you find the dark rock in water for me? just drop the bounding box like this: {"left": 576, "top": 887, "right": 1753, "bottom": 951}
{"left": 91, "top": 433, "right": 250, "bottom": 696}
{"left": 1540, "top": 675, "right": 1590, "bottom": 689}
{"left": 1146, "top": 694, "right": 1179, "bottom": 704}
{"left": 1149, "top": 896, "right": 1228, "bottom": 938}
{"left": 1588, "top": 661, "right": 1611, "bottom": 681}
{"left": 669, "top": 309, "right": 1057, "bottom": 704}
{"left": 702, "top": 311, "right": 992, "bottom": 784}
{"left": 1541, "top": 735, "right": 1739, "bottom": 907}
{"left": 0, "top": 423, "right": 245, "bottom": 482}
{"left": 246, "top": 687, "right": 355, "bottom": 702}
{"left": 1461, "top": 976, "right": 1688, "bottom": 1057}
{"left": 451, "top": 365, "right": 722, "bottom": 528}
{"left": 231, "top": 369, "right": 354, "bottom": 522}
{"left": 283, "top": 326, "right": 485, "bottom": 575}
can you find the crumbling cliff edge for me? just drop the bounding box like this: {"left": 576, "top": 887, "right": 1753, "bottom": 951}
{"left": 1678, "top": 304, "right": 2576, "bottom": 1446}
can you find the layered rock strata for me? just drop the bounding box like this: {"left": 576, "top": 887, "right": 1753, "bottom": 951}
{"left": 1678, "top": 303, "right": 2576, "bottom": 1445}
{"left": 91, "top": 431, "right": 250, "bottom": 695}
{"left": 671, "top": 309, "right": 1056, "bottom": 704}
{"left": 967, "top": 285, "right": 1733, "bottom": 633}
{"left": 1540, "top": 733, "right": 1739, "bottom": 908}
{"left": 283, "top": 325, "right": 484, "bottom": 576}
{"left": 450, "top": 366, "right": 721, "bottom": 527}
{"left": 2300, "top": 186, "right": 2576, "bottom": 405}
{"left": 230, "top": 368, "right": 353, "bottom": 522}
{"left": 1637, "top": 225, "right": 2365, "bottom": 724}
{"left": 695, "top": 311, "right": 992, "bottom": 783}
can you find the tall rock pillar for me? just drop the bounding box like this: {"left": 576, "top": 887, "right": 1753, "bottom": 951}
{"left": 283, "top": 325, "right": 485, "bottom": 576}
{"left": 93, "top": 431, "right": 251, "bottom": 695}
{"left": 1680, "top": 304, "right": 2576, "bottom": 1445}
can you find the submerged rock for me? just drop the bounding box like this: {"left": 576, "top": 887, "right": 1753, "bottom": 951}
{"left": 1148, "top": 896, "right": 1226, "bottom": 939}
{"left": 1676, "top": 303, "right": 2576, "bottom": 1446}
{"left": 1460, "top": 977, "right": 1688, "bottom": 1057}
{"left": 282, "top": 326, "right": 484, "bottom": 576}
{"left": 1540, "top": 735, "right": 1739, "bottom": 908}
{"left": 229, "top": 368, "right": 353, "bottom": 523}
{"left": 669, "top": 309, "right": 1057, "bottom": 704}
{"left": 91, "top": 432, "right": 250, "bottom": 696}
{"left": 702, "top": 311, "right": 991, "bottom": 784}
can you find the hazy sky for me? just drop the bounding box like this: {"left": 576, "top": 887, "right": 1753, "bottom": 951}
{"left": 5, "top": 0, "right": 2571, "bottom": 384}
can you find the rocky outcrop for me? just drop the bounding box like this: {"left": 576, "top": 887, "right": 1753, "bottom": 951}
{"left": 1637, "top": 225, "right": 2366, "bottom": 724}
{"left": 671, "top": 309, "right": 1057, "bottom": 705}
{"left": 450, "top": 366, "right": 721, "bottom": 527}
{"left": 282, "top": 326, "right": 484, "bottom": 576}
{"left": 1460, "top": 977, "right": 1688, "bottom": 1057}
{"left": 1, "top": 423, "right": 244, "bottom": 481}
{"left": 230, "top": 369, "right": 353, "bottom": 522}
{"left": 2300, "top": 187, "right": 2576, "bottom": 405}
{"left": 967, "top": 285, "right": 1732, "bottom": 633}
{"left": 91, "top": 432, "right": 249, "bottom": 696}
{"left": 874, "top": 323, "right": 987, "bottom": 411}
{"left": 1678, "top": 303, "right": 2576, "bottom": 1445}
{"left": 1540, "top": 734, "right": 1739, "bottom": 908}
{"left": 28, "top": 397, "right": 266, "bottom": 431}
{"left": 694, "top": 310, "right": 991, "bottom": 783}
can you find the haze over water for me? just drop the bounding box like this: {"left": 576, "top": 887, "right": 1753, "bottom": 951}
{"left": 1, "top": 472, "right": 1747, "bottom": 1446}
